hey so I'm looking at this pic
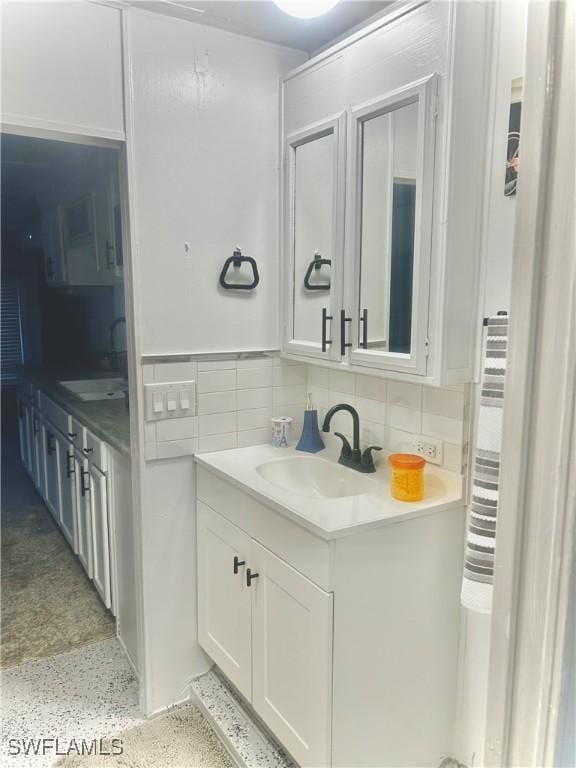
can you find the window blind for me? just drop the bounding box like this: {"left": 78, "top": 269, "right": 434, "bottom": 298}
{"left": 1, "top": 279, "right": 24, "bottom": 385}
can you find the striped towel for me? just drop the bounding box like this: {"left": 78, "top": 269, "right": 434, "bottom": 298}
{"left": 461, "top": 315, "right": 508, "bottom": 614}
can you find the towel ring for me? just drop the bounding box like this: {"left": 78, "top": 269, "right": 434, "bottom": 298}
{"left": 219, "top": 248, "right": 259, "bottom": 290}
{"left": 303, "top": 252, "right": 331, "bottom": 291}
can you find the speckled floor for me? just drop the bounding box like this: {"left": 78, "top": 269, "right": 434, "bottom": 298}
{"left": 0, "top": 637, "right": 143, "bottom": 768}
{"left": 1, "top": 455, "right": 116, "bottom": 669}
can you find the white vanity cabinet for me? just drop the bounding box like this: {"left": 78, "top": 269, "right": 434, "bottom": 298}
{"left": 196, "top": 459, "right": 464, "bottom": 768}
{"left": 197, "top": 501, "right": 333, "bottom": 768}
{"left": 281, "top": 1, "right": 490, "bottom": 385}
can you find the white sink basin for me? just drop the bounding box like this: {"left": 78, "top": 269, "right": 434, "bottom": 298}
{"left": 256, "top": 455, "right": 378, "bottom": 499}
{"left": 59, "top": 378, "right": 127, "bottom": 401}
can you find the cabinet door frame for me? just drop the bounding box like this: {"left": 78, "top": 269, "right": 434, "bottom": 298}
{"left": 250, "top": 539, "right": 334, "bottom": 768}
{"left": 347, "top": 74, "right": 439, "bottom": 377}
{"left": 282, "top": 112, "right": 347, "bottom": 362}
{"left": 197, "top": 503, "right": 253, "bottom": 700}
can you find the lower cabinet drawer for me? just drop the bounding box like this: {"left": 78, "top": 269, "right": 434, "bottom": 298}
{"left": 197, "top": 502, "right": 333, "bottom": 768}
{"left": 39, "top": 394, "right": 72, "bottom": 437}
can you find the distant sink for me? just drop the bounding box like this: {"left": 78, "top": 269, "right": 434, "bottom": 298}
{"left": 59, "top": 378, "right": 128, "bottom": 402}
{"left": 255, "top": 455, "right": 378, "bottom": 499}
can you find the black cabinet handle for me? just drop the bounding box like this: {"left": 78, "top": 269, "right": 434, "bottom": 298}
{"left": 33, "top": 416, "right": 39, "bottom": 436}
{"left": 66, "top": 453, "right": 75, "bottom": 479}
{"left": 360, "top": 308, "right": 368, "bottom": 349}
{"left": 340, "top": 310, "right": 352, "bottom": 356}
{"left": 82, "top": 447, "right": 94, "bottom": 455}
{"left": 321, "top": 307, "right": 333, "bottom": 353}
{"left": 233, "top": 556, "right": 246, "bottom": 575}
{"left": 68, "top": 432, "right": 77, "bottom": 440}
{"left": 47, "top": 431, "right": 55, "bottom": 456}
{"left": 81, "top": 469, "right": 90, "bottom": 497}
{"left": 246, "top": 568, "right": 259, "bottom": 587}
{"left": 18, "top": 401, "right": 25, "bottom": 419}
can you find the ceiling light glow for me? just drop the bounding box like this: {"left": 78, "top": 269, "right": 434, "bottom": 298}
{"left": 273, "top": 0, "right": 340, "bottom": 19}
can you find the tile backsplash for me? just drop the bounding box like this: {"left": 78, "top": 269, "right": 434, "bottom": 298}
{"left": 143, "top": 356, "right": 306, "bottom": 461}
{"left": 144, "top": 355, "right": 469, "bottom": 474}
{"left": 307, "top": 364, "right": 469, "bottom": 473}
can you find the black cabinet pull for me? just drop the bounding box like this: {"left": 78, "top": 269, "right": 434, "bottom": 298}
{"left": 18, "top": 401, "right": 25, "bottom": 419}
{"left": 321, "top": 307, "right": 333, "bottom": 353}
{"left": 246, "top": 568, "right": 259, "bottom": 587}
{"left": 66, "top": 453, "right": 75, "bottom": 479}
{"left": 340, "top": 310, "right": 352, "bottom": 356}
{"left": 360, "top": 308, "right": 369, "bottom": 349}
{"left": 47, "top": 431, "right": 55, "bottom": 456}
{"left": 82, "top": 447, "right": 94, "bottom": 455}
{"left": 81, "top": 469, "right": 90, "bottom": 497}
{"left": 68, "top": 432, "right": 78, "bottom": 440}
{"left": 233, "top": 556, "right": 246, "bottom": 574}
{"left": 33, "top": 416, "right": 39, "bottom": 436}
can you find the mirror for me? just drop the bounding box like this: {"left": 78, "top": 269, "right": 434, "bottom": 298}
{"left": 358, "top": 99, "right": 418, "bottom": 355}
{"left": 292, "top": 131, "right": 334, "bottom": 347}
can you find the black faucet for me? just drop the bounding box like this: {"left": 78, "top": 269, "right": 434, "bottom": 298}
{"left": 322, "top": 403, "right": 382, "bottom": 473}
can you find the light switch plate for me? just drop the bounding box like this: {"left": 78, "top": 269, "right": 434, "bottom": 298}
{"left": 145, "top": 381, "right": 196, "bottom": 421}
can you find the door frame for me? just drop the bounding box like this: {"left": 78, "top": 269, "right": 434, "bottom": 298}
{"left": 1, "top": 110, "right": 146, "bottom": 706}
{"left": 485, "top": 1, "right": 576, "bottom": 765}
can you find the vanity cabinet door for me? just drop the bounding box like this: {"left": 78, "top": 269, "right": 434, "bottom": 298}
{"left": 17, "top": 397, "right": 32, "bottom": 473}
{"left": 197, "top": 503, "right": 252, "bottom": 700}
{"left": 283, "top": 115, "right": 346, "bottom": 362}
{"left": 74, "top": 451, "right": 93, "bottom": 578}
{"left": 55, "top": 431, "right": 76, "bottom": 551}
{"left": 41, "top": 419, "right": 62, "bottom": 522}
{"left": 89, "top": 463, "right": 112, "bottom": 609}
{"left": 251, "top": 540, "right": 333, "bottom": 768}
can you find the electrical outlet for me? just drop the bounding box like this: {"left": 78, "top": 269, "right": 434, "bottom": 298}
{"left": 413, "top": 435, "right": 443, "bottom": 465}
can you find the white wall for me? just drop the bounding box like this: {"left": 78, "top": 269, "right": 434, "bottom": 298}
{"left": 126, "top": 9, "right": 305, "bottom": 356}
{"left": 1, "top": 1, "right": 124, "bottom": 140}
{"left": 454, "top": 3, "right": 527, "bottom": 765}
{"left": 125, "top": 9, "right": 305, "bottom": 713}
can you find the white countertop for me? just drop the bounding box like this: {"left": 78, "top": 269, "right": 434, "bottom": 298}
{"left": 194, "top": 444, "right": 464, "bottom": 540}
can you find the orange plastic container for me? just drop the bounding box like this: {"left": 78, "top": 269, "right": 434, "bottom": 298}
{"left": 388, "top": 453, "right": 426, "bottom": 502}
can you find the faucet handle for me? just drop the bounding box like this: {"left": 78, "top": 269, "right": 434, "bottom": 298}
{"left": 361, "top": 446, "right": 382, "bottom": 473}
{"left": 334, "top": 432, "right": 352, "bottom": 460}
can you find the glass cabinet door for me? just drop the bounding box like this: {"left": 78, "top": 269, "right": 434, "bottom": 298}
{"left": 349, "top": 76, "right": 438, "bottom": 375}
{"left": 283, "top": 114, "right": 346, "bottom": 360}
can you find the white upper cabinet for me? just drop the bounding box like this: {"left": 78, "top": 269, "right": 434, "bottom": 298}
{"left": 284, "top": 114, "right": 346, "bottom": 361}
{"left": 281, "top": 1, "right": 490, "bottom": 385}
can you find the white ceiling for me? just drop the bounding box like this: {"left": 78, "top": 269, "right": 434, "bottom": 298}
{"left": 131, "top": 0, "right": 393, "bottom": 54}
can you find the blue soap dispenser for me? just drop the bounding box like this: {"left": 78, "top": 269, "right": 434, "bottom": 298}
{"left": 296, "top": 393, "right": 325, "bottom": 454}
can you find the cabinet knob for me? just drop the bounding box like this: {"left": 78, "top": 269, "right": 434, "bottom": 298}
{"left": 233, "top": 556, "right": 245, "bottom": 575}
{"left": 246, "top": 568, "right": 259, "bottom": 587}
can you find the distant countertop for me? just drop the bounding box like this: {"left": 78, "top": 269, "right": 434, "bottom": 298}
{"left": 19, "top": 368, "right": 131, "bottom": 458}
{"left": 195, "top": 444, "right": 464, "bottom": 540}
